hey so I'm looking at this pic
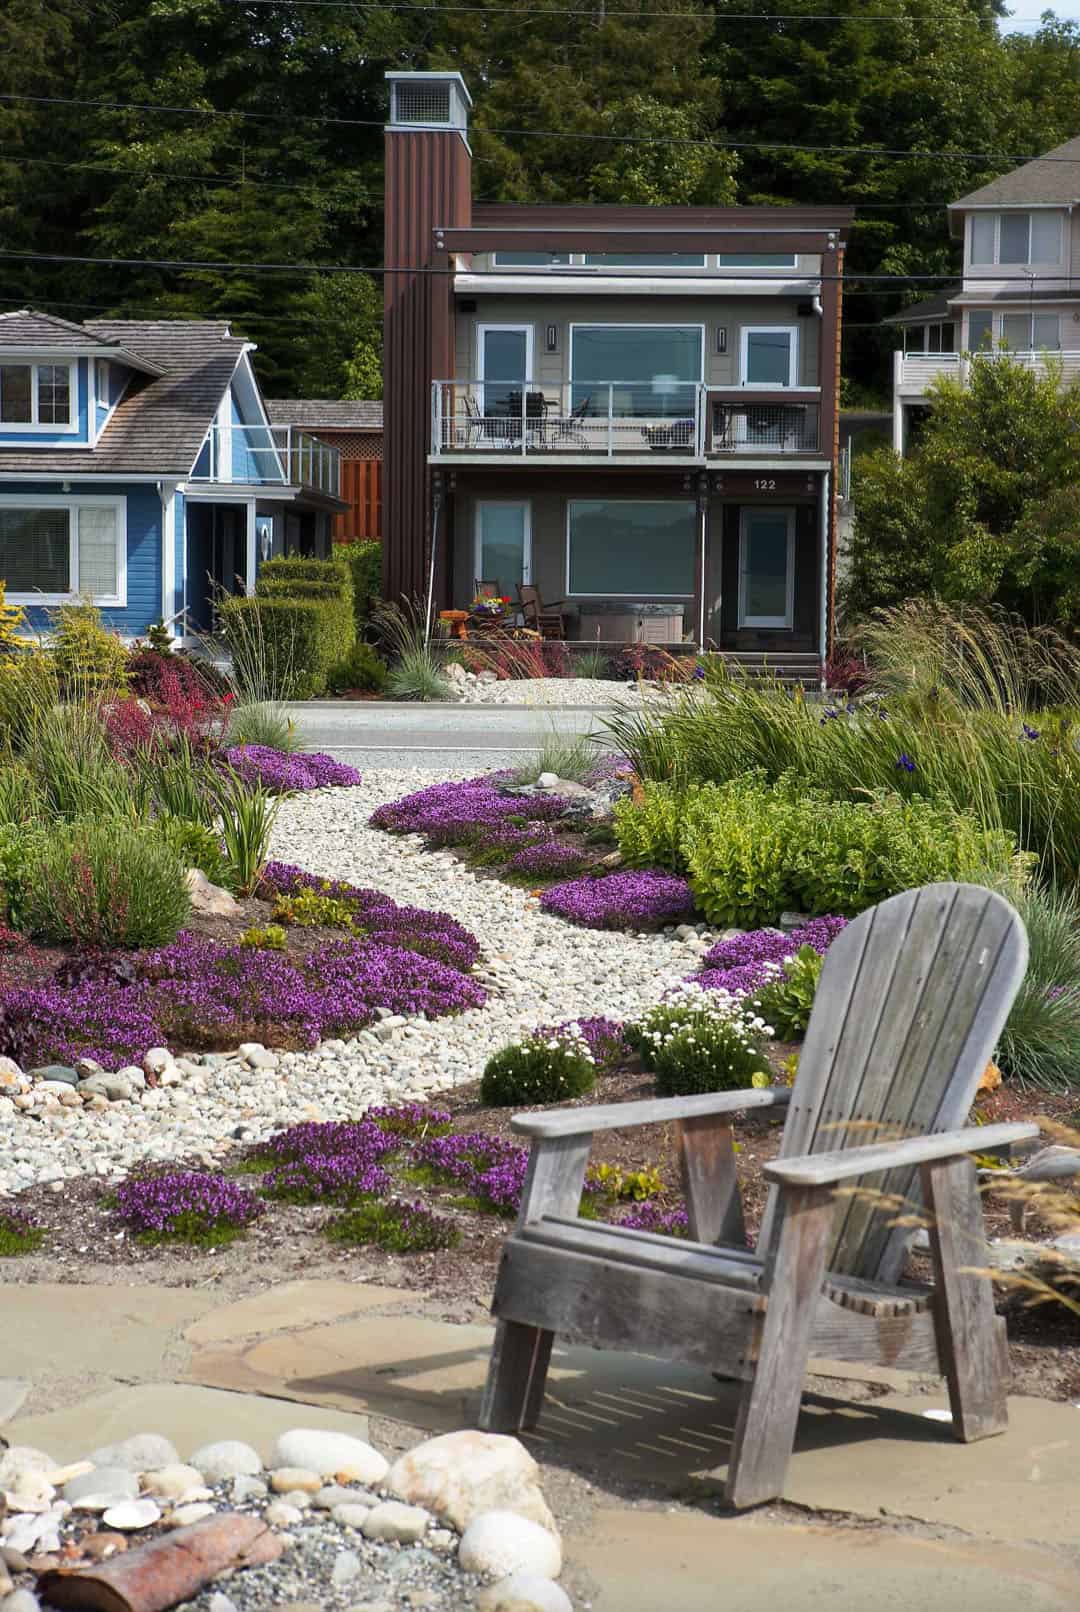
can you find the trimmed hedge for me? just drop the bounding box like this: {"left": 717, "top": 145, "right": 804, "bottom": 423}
{"left": 337, "top": 539, "right": 382, "bottom": 632}
{"left": 219, "top": 595, "right": 345, "bottom": 699}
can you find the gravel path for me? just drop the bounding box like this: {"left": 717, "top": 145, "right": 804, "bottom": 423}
{"left": 449, "top": 674, "right": 678, "bottom": 706}
{"left": 0, "top": 769, "right": 702, "bottom": 1196}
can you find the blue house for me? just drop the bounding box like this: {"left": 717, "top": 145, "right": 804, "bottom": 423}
{"left": 0, "top": 310, "right": 346, "bottom": 640}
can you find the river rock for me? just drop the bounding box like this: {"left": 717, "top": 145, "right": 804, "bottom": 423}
{"left": 331, "top": 1503, "right": 375, "bottom": 1529}
{"left": 65, "top": 1469, "right": 139, "bottom": 1507}
{"left": 270, "top": 1467, "right": 322, "bottom": 1495}
{"left": 87, "top": 1434, "right": 179, "bottom": 1473}
{"left": 265, "top": 1501, "right": 303, "bottom": 1528}
{"left": 185, "top": 869, "right": 242, "bottom": 917}
{"left": 168, "top": 1502, "right": 217, "bottom": 1527}
{"left": 459, "top": 1512, "right": 563, "bottom": 1581}
{"left": 270, "top": 1430, "right": 387, "bottom": 1485}
{"left": 477, "top": 1576, "right": 574, "bottom": 1612}
{"left": 360, "top": 1501, "right": 430, "bottom": 1543}
{"left": 102, "top": 1500, "right": 161, "bottom": 1531}
{"left": 0, "top": 1452, "right": 53, "bottom": 1492}
{"left": 142, "top": 1464, "right": 206, "bottom": 1502}
{"left": 190, "top": 1441, "right": 262, "bottom": 1481}
{"left": 386, "top": 1431, "right": 555, "bottom": 1534}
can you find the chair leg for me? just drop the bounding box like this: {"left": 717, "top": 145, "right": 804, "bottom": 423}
{"left": 479, "top": 1320, "right": 554, "bottom": 1433}
{"left": 921, "top": 1157, "right": 1008, "bottom": 1442}
{"left": 725, "top": 1184, "right": 834, "bottom": 1509}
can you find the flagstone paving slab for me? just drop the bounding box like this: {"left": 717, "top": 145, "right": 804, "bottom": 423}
{"left": 576, "top": 1509, "right": 1080, "bottom": 1612}
{"left": 182, "top": 1278, "right": 412, "bottom": 1346}
{"left": 2, "top": 1283, "right": 214, "bottom": 1380}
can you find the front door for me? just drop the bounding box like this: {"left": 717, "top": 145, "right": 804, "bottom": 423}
{"left": 185, "top": 503, "right": 245, "bottom": 633}
{"left": 738, "top": 507, "right": 794, "bottom": 629}
{"left": 475, "top": 500, "right": 531, "bottom": 596}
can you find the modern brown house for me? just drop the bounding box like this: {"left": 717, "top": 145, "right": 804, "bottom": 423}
{"left": 382, "top": 71, "right": 852, "bottom": 670}
{"left": 266, "top": 399, "right": 382, "bottom": 541}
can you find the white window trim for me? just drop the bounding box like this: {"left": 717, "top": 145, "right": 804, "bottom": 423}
{"left": 0, "top": 494, "right": 127, "bottom": 606}
{"left": 565, "top": 497, "right": 697, "bottom": 599}
{"left": 0, "top": 360, "right": 78, "bottom": 434}
{"left": 967, "top": 210, "right": 1063, "bottom": 269}
{"left": 474, "top": 499, "right": 532, "bottom": 589}
{"left": 477, "top": 324, "right": 536, "bottom": 404}
{"left": 568, "top": 322, "right": 706, "bottom": 403}
{"left": 489, "top": 251, "right": 798, "bottom": 272}
{"left": 738, "top": 506, "right": 795, "bottom": 628}
{"left": 740, "top": 326, "right": 799, "bottom": 389}
{"left": 964, "top": 310, "right": 1062, "bottom": 351}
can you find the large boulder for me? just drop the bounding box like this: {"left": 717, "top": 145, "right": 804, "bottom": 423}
{"left": 386, "top": 1430, "right": 555, "bottom": 1535}
{"left": 185, "top": 868, "right": 242, "bottom": 917}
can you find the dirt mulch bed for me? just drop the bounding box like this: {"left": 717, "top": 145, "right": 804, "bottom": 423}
{"left": 5, "top": 1060, "right": 1078, "bottom": 1398}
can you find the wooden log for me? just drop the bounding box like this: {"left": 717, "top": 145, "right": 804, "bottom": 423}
{"left": 38, "top": 1514, "right": 282, "bottom": 1612}
{"left": 921, "top": 1155, "right": 1008, "bottom": 1442}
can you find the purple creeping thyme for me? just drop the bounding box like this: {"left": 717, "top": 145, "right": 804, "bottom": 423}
{"left": 262, "top": 1154, "right": 393, "bottom": 1204}
{"left": 696, "top": 916, "right": 847, "bottom": 996}
{"left": 366, "top": 1103, "right": 453, "bottom": 1139}
{"left": 536, "top": 1015, "right": 630, "bottom": 1074}
{"left": 506, "top": 841, "right": 593, "bottom": 880}
{"left": 616, "top": 1201, "right": 690, "bottom": 1238}
{"left": 326, "top": 1198, "right": 460, "bottom": 1253}
{"left": 115, "top": 1170, "right": 262, "bottom": 1237}
{"left": 539, "top": 870, "right": 696, "bottom": 931}
{"left": 370, "top": 777, "right": 567, "bottom": 840}
{"left": 222, "top": 746, "right": 362, "bottom": 792}
{"left": 411, "top": 1131, "right": 531, "bottom": 1217}
{"left": 258, "top": 1118, "right": 401, "bottom": 1164}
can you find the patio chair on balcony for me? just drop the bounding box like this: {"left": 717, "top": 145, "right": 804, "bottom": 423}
{"left": 518, "top": 584, "right": 572, "bottom": 640}
{"left": 458, "top": 393, "right": 484, "bottom": 448}
{"left": 549, "top": 394, "right": 592, "bottom": 450}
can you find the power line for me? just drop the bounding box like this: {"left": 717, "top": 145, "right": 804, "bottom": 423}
{"left": 0, "top": 89, "right": 1072, "bottom": 167}
{"left": 0, "top": 150, "right": 372, "bottom": 201}
{"left": 214, "top": 0, "right": 1067, "bottom": 20}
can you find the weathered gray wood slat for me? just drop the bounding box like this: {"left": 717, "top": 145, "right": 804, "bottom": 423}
{"left": 725, "top": 1185, "right": 836, "bottom": 1507}
{"left": 842, "top": 889, "right": 1020, "bottom": 1280}
{"left": 764, "top": 1122, "right": 1037, "bottom": 1187}
{"left": 922, "top": 1155, "right": 1009, "bottom": 1441}
{"left": 521, "top": 1216, "right": 762, "bottom": 1289}
{"left": 493, "top": 1240, "right": 760, "bottom": 1380}
{"left": 808, "top": 1290, "right": 941, "bottom": 1370}
{"left": 511, "top": 1086, "right": 789, "bottom": 1140}
{"left": 678, "top": 1115, "right": 746, "bottom": 1247}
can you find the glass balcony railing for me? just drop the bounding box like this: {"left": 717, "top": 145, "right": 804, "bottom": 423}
{"left": 191, "top": 424, "right": 341, "bottom": 496}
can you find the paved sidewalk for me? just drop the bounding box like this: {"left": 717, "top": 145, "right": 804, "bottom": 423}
{"left": 5, "top": 1278, "right": 1079, "bottom": 1609}
{"left": 285, "top": 700, "right": 612, "bottom": 771}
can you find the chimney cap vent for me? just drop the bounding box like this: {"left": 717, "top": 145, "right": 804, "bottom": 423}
{"left": 386, "top": 71, "right": 471, "bottom": 135}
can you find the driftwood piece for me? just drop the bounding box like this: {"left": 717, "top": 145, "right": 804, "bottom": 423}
{"left": 38, "top": 1514, "right": 283, "bottom": 1612}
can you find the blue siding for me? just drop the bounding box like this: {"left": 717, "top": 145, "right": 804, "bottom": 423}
{"left": 12, "top": 481, "right": 162, "bottom": 639}
{"left": 0, "top": 358, "right": 91, "bottom": 447}
{"left": 230, "top": 394, "right": 265, "bottom": 482}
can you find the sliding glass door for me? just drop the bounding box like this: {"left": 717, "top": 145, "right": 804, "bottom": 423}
{"left": 478, "top": 326, "right": 532, "bottom": 416}
{"left": 738, "top": 508, "right": 794, "bottom": 628}
{"left": 475, "top": 501, "right": 531, "bottom": 593}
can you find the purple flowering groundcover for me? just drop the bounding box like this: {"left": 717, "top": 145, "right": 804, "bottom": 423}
{"left": 539, "top": 870, "right": 696, "bottom": 931}
{"left": 223, "top": 746, "right": 362, "bottom": 793}
{"left": 695, "top": 915, "right": 847, "bottom": 995}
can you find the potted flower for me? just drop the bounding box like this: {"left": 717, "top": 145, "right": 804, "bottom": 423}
{"left": 470, "top": 592, "right": 513, "bottom": 625}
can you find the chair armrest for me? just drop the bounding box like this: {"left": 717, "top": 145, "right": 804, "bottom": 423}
{"left": 763, "top": 1122, "right": 1039, "bottom": 1189}
{"left": 511, "top": 1085, "right": 790, "bottom": 1139}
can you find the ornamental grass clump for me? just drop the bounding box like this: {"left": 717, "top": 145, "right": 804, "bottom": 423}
{"left": 114, "top": 1170, "right": 262, "bottom": 1245}
{"left": 631, "top": 981, "right": 774, "bottom": 1096}
{"left": 481, "top": 1025, "right": 596, "bottom": 1107}
{"left": 539, "top": 870, "right": 695, "bottom": 931}
{"left": 20, "top": 820, "right": 191, "bottom": 949}
{"left": 0, "top": 1205, "right": 44, "bottom": 1256}
{"left": 325, "top": 1199, "right": 460, "bottom": 1253}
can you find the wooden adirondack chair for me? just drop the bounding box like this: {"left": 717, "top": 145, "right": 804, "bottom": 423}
{"left": 479, "top": 882, "right": 1036, "bottom": 1508}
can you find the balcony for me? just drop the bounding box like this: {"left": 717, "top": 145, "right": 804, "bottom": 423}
{"left": 895, "top": 349, "right": 1080, "bottom": 399}
{"left": 190, "top": 424, "right": 341, "bottom": 498}
{"left": 432, "top": 381, "right": 824, "bottom": 462}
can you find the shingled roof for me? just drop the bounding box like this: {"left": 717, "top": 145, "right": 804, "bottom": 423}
{"left": 0, "top": 318, "right": 246, "bottom": 476}
{"left": 266, "top": 399, "right": 383, "bottom": 430}
{"left": 951, "top": 136, "right": 1080, "bottom": 210}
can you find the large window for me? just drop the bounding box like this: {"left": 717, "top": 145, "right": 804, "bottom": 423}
{"left": 566, "top": 499, "right": 695, "bottom": 597}
{"left": 0, "top": 362, "right": 74, "bottom": 428}
{"left": 741, "top": 327, "right": 799, "bottom": 387}
{"left": 0, "top": 499, "right": 125, "bottom": 603}
{"left": 570, "top": 325, "right": 703, "bottom": 418}
{"left": 966, "top": 310, "right": 1060, "bottom": 352}
{"left": 715, "top": 253, "right": 796, "bottom": 268}
{"left": 476, "top": 501, "right": 531, "bottom": 592}
{"left": 582, "top": 253, "right": 706, "bottom": 267}
{"left": 969, "top": 212, "right": 1062, "bottom": 267}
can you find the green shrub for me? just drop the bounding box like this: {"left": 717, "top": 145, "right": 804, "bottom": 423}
{"left": 158, "top": 815, "right": 231, "bottom": 888}
{"left": 272, "top": 888, "right": 355, "bottom": 929}
{"left": 621, "top": 773, "right": 1020, "bottom": 926}
{"left": 219, "top": 596, "right": 342, "bottom": 699}
{"left": 481, "top": 1030, "right": 596, "bottom": 1107}
{"left": 338, "top": 539, "right": 382, "bottom": 631}
{"left": 48, "top": 600, "right": 129, "bottom": 695}
{"left": 751, "top": 945, "right": 825, "bottom": 1039}
{"left": 327, "top": 641, "right": 389, "bottom": 695}
{"left": 0, "top": 822, "right": 49, "bottom": 927}
{"left": 632, "top": 984, "right": 773, "bottom": 1095}
{"left": 239, "top": 923, "right": 287, "bottom": 950}
{"left": 0, "top": 759, "right": 43, "bottom": 826}
{"left": 21, "top": 819, "right": 191, "bottom": 947}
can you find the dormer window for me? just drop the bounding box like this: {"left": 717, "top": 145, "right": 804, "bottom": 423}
{"left": 0, "top": 361, "right": 74, "bottom": 428}
{"left": 969, "top": 212, "right": 1062, "bottom": 267}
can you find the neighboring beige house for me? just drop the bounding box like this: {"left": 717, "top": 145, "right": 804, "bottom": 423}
{"left": 887, "top": 135, "right": 1080, "bottom": 451}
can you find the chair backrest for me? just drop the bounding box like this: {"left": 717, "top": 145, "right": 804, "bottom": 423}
{"left": 518, "top": 583, "right": 541, "bottom": 625}
{"left": 475, "top": 578, "right": 501, "bottom": 599}
{"left": 761, "top": 883, "right": 1028, "bottom": 1286}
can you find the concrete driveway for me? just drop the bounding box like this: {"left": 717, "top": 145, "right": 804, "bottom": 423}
{"left": 285, "top": 700, "right": 615, "bottom": 771}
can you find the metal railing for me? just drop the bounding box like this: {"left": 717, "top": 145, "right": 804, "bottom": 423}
{"left": 432, "top": 379, "right": 705, "bottom": 458}
{"left": 709, "top": 399, "right": 820, "bottom": 454}
{"left": 191, "top": 424, "right": 341, "bottom": 496}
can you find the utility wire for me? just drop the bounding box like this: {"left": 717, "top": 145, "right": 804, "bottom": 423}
{"left": 213, "top": 0, "right": 1067, "bottom": 20}
{"left": 0, "top": 90, "right": 1074, "bottom": 168}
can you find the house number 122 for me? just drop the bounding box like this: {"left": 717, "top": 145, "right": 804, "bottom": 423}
{"left": 753, "top": 478, "right": 777, "bottom": 491}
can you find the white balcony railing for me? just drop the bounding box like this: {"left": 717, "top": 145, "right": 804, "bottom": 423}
{"left": 432, "top": 379, "right": 705, "bottom": 458}
{"left": 895, "top": 349, "right": 1080, "bottom": 397}
{"left": 191, "top": 424, "right": 341, "bottom": 497}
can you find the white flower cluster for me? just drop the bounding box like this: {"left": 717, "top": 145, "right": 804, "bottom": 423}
{"left": 531, "top": 1023, "right": 595, "bottom": 1065}
{"left": 637, "top": 979, "right": 775, "bottom": 1053}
